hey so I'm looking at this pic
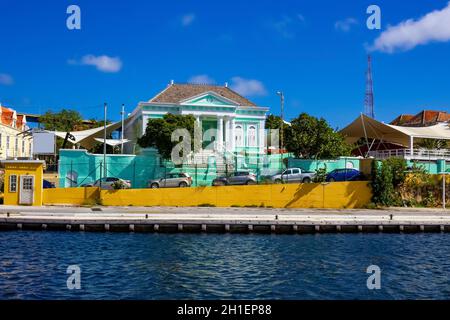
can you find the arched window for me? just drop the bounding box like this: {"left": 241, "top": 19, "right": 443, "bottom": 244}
{"left": 235, "top": 125, "right": 243, "bottom": 147}
{"left": 247, "top": 125, "right": 257, "bottom": 147}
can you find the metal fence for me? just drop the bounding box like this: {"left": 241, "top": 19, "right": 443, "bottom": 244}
{"left": 58, "top": 153, "right": 288, "bottom": 189}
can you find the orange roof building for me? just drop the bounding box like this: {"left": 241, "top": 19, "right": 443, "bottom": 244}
{"left": 390, "top": 110, "right": 450, "bottom": 127}
{"left": 0, "top": 103, "right": 32, "bottom": 159}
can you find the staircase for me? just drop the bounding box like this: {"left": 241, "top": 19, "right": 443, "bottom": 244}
{"left": 184, "top": 148, "right": 235, "bottom": 176}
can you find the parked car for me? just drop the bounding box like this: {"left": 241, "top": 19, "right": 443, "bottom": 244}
{"left": 270, "top": 168, "right": 316, "bottom": 184}
{"left": 43, "top": 179, "right": 55, "bottom": 188}
{"left": 148, "top": 173, "right": 192, "bottom": 188}
{"left": 326, "top": 169, "right": 365, "bottom": 182}
{"left": 89, "top": 177, "right": 132, "bottom": 189}
{"left": 212, "top": 171, "right": 257, "bottom": 186}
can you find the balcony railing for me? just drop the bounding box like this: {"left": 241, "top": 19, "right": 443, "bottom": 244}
{"left": 369, "top": 148, "right": 450, "bottom": 161}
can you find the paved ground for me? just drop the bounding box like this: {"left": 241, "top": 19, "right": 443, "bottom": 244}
{"left": 0, "top": 205, "right": 449, "bottom": 225}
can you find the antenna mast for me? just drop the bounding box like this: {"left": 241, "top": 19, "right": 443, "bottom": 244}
{"left": 364, "top": 55, "right": 375, "bottom": 118}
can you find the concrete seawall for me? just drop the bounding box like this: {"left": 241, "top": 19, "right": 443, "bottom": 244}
{"left": 1, "top": 206, "right": 449, "bottom": 234}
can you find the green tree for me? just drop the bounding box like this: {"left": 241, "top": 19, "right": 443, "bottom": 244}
{"left": 137, "top": 113, "right": 196, "bottom": 160}
{"left": 265, "top": 114, "right": 287, "bottom": 130}
{"left": 40, "top": 109, "right": 83, "bottom": 131}
{"left": 284, "top": 113, "right": 351, "bottom": 159}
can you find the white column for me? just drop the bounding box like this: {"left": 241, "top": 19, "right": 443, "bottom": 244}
{"left": 224, "top": 117, "right": 230, "bottom": 150}
{"left": 217, "top": 116, "right": 224, "bottom": 150}
{"left": 259, "top": 120, "right": 265, "bottom": 154}
{"left": 230, "top": 118, "right": 235, "bottom": 151}
{"left": 195, "top": 115, "right": 201, "bottom": 152}
{"left": 410, "top": 136, "right": 414, "bottom": 156}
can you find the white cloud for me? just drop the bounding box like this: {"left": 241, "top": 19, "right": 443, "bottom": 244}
{"left": 181, "top": 13, "right": 196, "bottom": 27}
{"left": 0, "top": 73, "right": 14, "bottom": 85}
{"left": 188, "top": 74, "right": 215, "bottom": 84}
{"left": 370, "top": 2, "right": 450, "bottom": 53}
{"left": 70, "top": 54, "right": 122, "bottom": 73}
{"left": 273, "top": 14, "right": 305, "bottom": 39}
{"left": 230, "top": 77, "right": 267, "bottom": 97}
{"left": 334, "top": 18, "right": 358, "bottom": 32}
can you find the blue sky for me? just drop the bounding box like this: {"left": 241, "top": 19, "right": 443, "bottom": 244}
{"left": 1, "top": 0, "right": 450, "bottom": 128}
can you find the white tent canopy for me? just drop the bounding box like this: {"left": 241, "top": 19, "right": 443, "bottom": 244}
{"left": 340, "top": 114, "right": 450, "bottom": 148}
{"left": 94, "top": 138, "right": 130, "bottom": 147}
{"left": 47, "top": 119, "right": 131, "bottom": 150}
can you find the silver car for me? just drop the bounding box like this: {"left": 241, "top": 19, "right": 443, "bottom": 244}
{"left": 91, "top": 177, "right": 131, "bottom": 190}
{"left": 212, "top": 171, "right": 257, "bottom": 186}
{"left": 148, "top": 173, "right": 192, "bottom": 188}
{"left": 271, "top": 168, "right": 315, "bottom": 183}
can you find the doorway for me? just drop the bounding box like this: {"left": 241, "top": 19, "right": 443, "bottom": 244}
{"left": 19, "top": 175, "right": 35, "bottom": 205}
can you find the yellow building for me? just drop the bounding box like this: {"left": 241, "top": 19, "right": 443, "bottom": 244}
{"left": 0, "top": 104, "right": 33, "bottom": 160}
{"left": 2, "top": 160, "right": 44, "bottom": 206}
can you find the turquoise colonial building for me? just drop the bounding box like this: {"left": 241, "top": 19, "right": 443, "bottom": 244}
{"left": 124, "top": 82, "right": 269, "bottom": 156}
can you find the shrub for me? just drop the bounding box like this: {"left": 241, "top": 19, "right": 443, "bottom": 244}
{"left": 313, "top": 165, "right": 327, "bottom": 183}
{"left": 111, "top": 180, "right": 127, "bottom": 190}
{"left": 370, "top": 159, "right": 406, "bottom": 206}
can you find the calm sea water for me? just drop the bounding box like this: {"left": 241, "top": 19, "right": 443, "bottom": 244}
{"left": 0, "top": 231, "right": 449, "bottom": 300}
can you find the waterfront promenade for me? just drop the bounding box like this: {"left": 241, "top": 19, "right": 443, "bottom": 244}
{"left": 0, "top": 206, "right": 449, "bottom": 233}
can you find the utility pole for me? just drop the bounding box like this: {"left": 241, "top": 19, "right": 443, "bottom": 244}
{"left": 276, "top": 91, "right": 285, "bottom": 173}
{"left": 276, "top": 91, "right": 284, "bottom": 153}
{"left": 103, "top": 102, "right": 107, "bottom": 179}
{"left": 443, "top": 160, "right": 447, "bottom": 210}
{"left": 120, "top": 104, "right": 125, "bottom": 154}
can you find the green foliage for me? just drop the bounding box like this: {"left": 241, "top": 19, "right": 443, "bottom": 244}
{"left": 137, "top": 113, "right": 196, "bottom": 160}
{"left": 384, "top": 157, "right": 407, "bottom": 188}
{"left": 265, "top": 114, "right": 288, "bottom": 130}
{"left": 284, "top": 113, "right": 351, "bottom": 159}
{"left": 40, "top": 109, "right": 83, "bottom": 131}
{"left": 371, "top": 158, "right": 408, "bottom": 206}
{"left": 313, "top": 165, "right": 328, "bottom": 183}
{"left": 417, "top": 138, "right": 448, "bottom": 150}
{"left": 422, "top": 191, "right": 437, "bottom": 207}
{"left": 371, "top": 161, "right": 392, "bottom": 206}
{"left": 111, "top": 180, "right": 127, "bottom": 190}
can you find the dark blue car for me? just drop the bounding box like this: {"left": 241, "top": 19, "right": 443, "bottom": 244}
{"left": 326, "top": 169, "right": 365, "bottom": 182}
{"left": 43, "top": 179, "right": 56, "bottom": 188}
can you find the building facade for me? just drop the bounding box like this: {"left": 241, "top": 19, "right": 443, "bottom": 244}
{"left": 125, "top": 83, "right": 269, "bottom": 156}
{"left": 0, "top": 104, "right": 33, "bottom": 160}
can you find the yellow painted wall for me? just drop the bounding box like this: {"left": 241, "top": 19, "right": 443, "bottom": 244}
{"left": 42, "top": 182, "right": 371, "bottom": 208}
{"left": 43, "top": 187, "right": 100, "bottom": 205}
{"left": 3, "top": 162, "right": 44, "bottom": 206}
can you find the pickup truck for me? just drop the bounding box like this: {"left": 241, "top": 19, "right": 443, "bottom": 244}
{"left": 270, "top": 168, "right": 316, "bottom": 183}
